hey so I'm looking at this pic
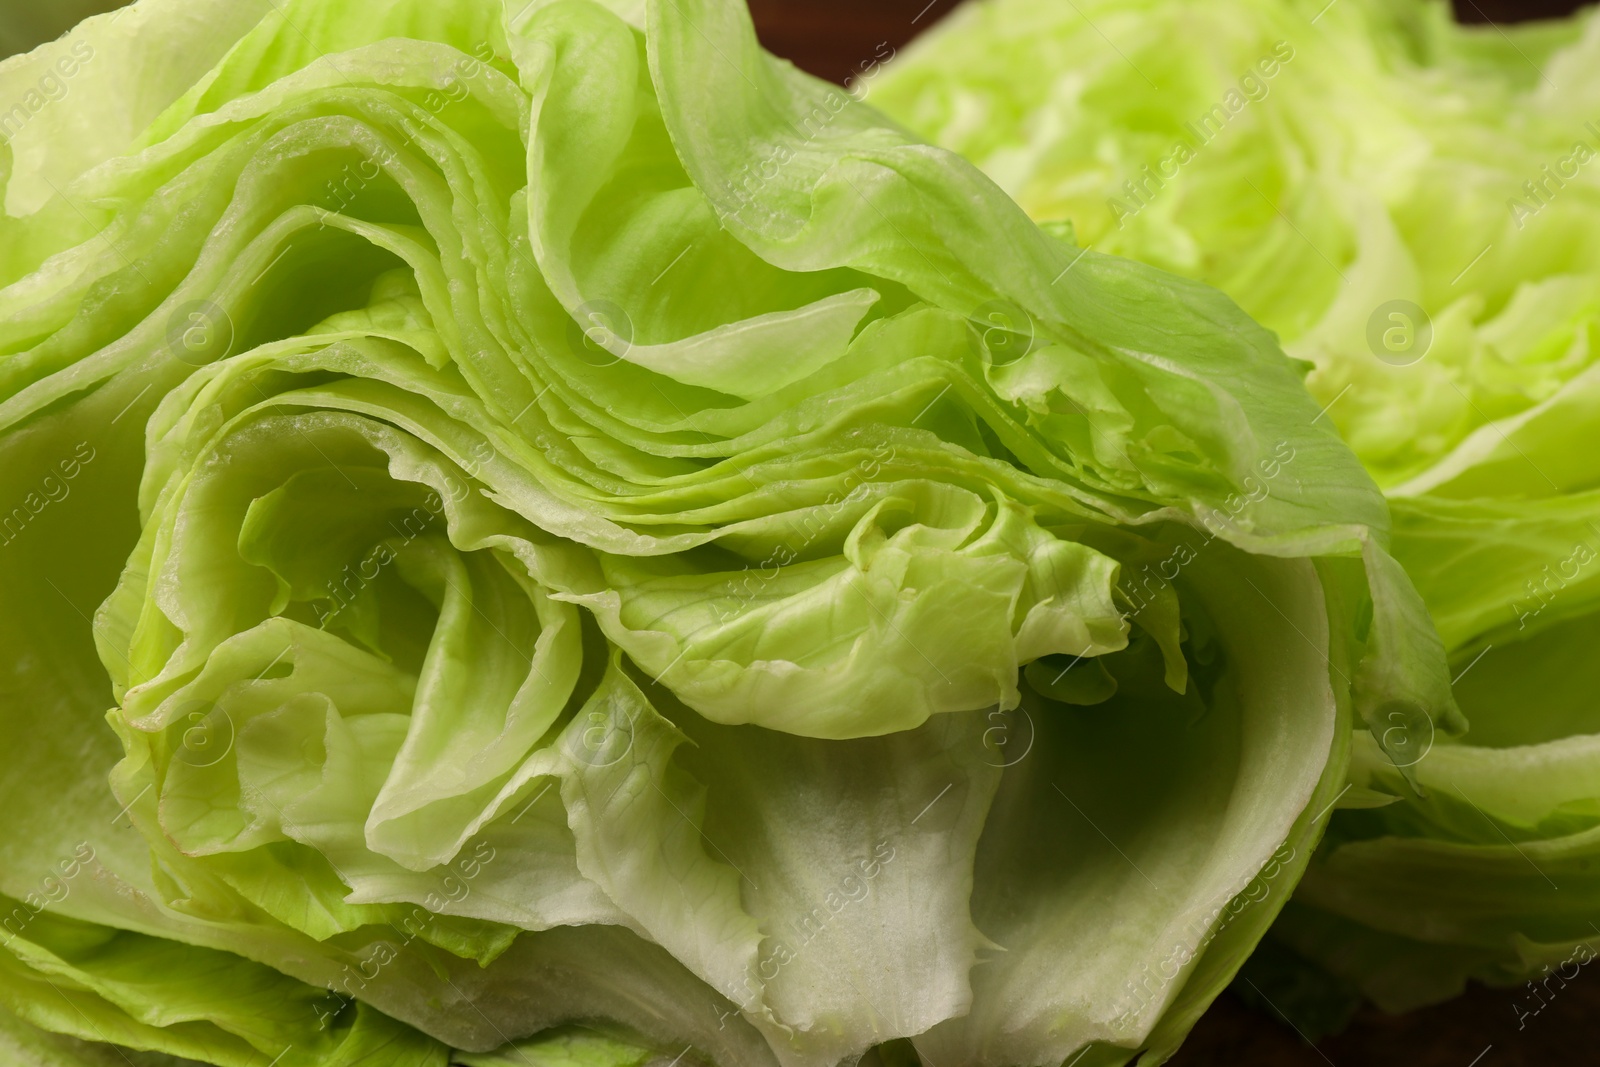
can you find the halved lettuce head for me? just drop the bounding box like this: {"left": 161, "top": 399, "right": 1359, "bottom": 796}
{"left": 874, "top": 0, "right": 1600, "bottom": 490}
{"left": 875, "top": 0, "right": 1600, "bottom": 1013}
{"left": 0, "top": 0, "right": 1457, "bottom": 1063}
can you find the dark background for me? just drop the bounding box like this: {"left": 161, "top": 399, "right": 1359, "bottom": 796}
{"left": 745, "top": 0, "right": 1593, "bottom": 84}
{"left": 3, "top": 0, "right": 1597, "bottom": 1064}
{"left": 1171, "top": 975, "right": 1599, "bottom": 1067}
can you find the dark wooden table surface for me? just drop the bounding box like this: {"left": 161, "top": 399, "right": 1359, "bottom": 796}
{"left": 3, "top": 0, "right": 1597, "bottom": 1064}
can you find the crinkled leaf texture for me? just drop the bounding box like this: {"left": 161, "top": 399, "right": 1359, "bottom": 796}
{"left": 0, "top": 0, "right": 1451, "bottom": 1064}
{"left": 875, "top": 0, "right": 1600, "bottom": 1010}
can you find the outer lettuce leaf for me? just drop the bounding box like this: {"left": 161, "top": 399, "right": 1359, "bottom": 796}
{"left": 455, "top": 1025, "right": 671, "bottom": 1067}
{"left": 0, "top": 0, "right": 274, "bottom": 219}
{"left": 912, "top": 548, "right": 1345, "bottom": 1065}
{"left": 0, "top": 902, "right": 445, "bottom": 1067}
{"left": 0, "top": 999, "right": 207, "bottom": 1067}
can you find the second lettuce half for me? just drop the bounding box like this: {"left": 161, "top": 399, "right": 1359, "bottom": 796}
{"left": 877, "top": 0, "right": 1600, "bottom": 1014}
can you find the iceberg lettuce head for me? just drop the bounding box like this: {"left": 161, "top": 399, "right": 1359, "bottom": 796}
{"left": 0, "top": 0, "right": 1455, "bottom": 1062}
{"left": 876, "top": 0, "right": 1600, "bottom": 1014}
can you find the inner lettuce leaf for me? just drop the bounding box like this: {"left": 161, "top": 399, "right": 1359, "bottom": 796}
{"left": 875, "top": 0, "right": 1600, "bottom": 1013}
{"left": 0, "top": 0, "right": 1457, "bottom": 1064}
